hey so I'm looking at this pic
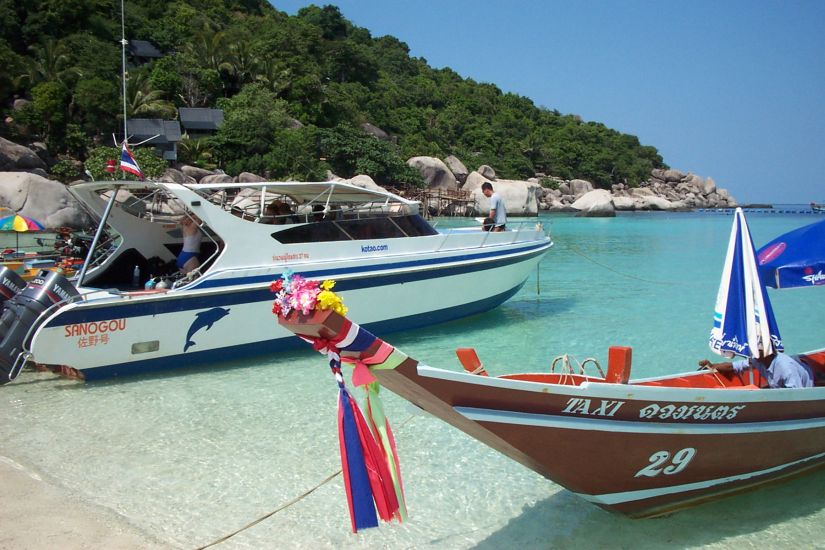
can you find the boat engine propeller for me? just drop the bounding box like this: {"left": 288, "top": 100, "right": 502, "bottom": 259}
{"left": 0, "top": 269, "right": 79, "bottom": 384}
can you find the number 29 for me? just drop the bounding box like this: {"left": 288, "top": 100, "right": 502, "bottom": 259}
{"left": 634, "top": 447, "right": 696, "bottom": 478}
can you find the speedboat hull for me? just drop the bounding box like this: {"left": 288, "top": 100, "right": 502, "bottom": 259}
{"left": 29, "top": 243, "right": 545, "bottom": 379}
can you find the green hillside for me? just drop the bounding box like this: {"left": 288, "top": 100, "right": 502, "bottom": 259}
{"left": 0, "top": 0, "right": 667, "bottom": 186}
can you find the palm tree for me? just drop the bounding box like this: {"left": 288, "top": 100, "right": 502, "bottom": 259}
{"left": 125, "top": 72, "right": 175, "bottom": 119}
{"left": 19, "top": 39, "right": 79, "bottom": 87}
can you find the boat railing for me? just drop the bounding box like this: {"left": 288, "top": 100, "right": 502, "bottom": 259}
{"left": 435, "top": 220, "right": 548, "bottom": 252}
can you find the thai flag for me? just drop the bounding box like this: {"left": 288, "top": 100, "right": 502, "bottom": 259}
{"left": 119, "top": 143, "right": 144, "bottom": 179}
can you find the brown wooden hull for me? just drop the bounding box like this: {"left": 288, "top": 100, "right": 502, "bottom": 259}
{"left": 280, "top": 309, "right": 825, "bottom": 518}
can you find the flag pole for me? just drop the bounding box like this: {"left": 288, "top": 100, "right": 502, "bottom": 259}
{"left": 120, "top": 0, "right": 129, "bottom": 180}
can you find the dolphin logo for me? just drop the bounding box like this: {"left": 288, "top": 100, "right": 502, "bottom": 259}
{"left": 184, "top": 307, "right": 230, "bottom": 352}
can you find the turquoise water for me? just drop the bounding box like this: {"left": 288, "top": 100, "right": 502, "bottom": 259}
{"left": 2, "top": 211, "right": 825, "bottom": 548}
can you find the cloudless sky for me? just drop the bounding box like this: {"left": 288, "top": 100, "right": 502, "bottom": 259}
{"left": 270, "top": 1, "right": 825, "bottom": 204}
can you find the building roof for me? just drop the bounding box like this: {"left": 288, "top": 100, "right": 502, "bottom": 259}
{"left": 179, "top": 108, "right": 225, "bottom": 131}
{"left": 126, "top": 119, "right": 182, "bottom": 144}
{"left": 128, "top": 40, "right": 163, "bottom": 59}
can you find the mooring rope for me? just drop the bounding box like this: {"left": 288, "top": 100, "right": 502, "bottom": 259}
{"left": 566, "top": 244, "right": 693, "bottom": 286}
{"left": 194, "top": 415, "right": 415, "bottom": 549}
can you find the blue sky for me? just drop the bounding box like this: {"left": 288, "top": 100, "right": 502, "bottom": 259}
{"left": 270, "top": 1, "right": 825, "bottom": 204}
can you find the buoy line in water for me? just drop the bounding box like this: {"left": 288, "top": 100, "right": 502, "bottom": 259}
{"left": 194, "top": 415, "right": 416, "bottom": 549}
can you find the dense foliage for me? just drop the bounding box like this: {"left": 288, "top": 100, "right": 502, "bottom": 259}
{"left": 0, "top": 1, "right": 667, "bottom": 187}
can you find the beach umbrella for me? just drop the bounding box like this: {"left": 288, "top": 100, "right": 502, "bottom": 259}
{"left": 709, "top": 208, "right": 783, "bottom": 359}
{"left": 0, "top": 213, "right": 46, "bottom": 253}
{"left": 757, "top": 217, "right": 825, "bottom": 289}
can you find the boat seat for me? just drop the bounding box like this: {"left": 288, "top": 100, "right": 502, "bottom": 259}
{"left": 456, "top": 348, "right": 488, "bottom": 376}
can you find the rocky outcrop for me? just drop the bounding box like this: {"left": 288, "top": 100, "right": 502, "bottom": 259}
{"left": 0, "top": 137, "right": 47, "bottom": 172}
{"left": 541, "top": 170, "right": 736, "bottom": 213}
{"left": 0, "top": 172, "right": 91, "bottom": 228}
{"left": 407, "top": 156, "right": 457, "bottom": 189}
{"left": 180, "top": 165, "right": 213, "bottom": 181}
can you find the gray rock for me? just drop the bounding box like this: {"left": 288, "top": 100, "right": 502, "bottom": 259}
{"left": 0, "top": 137, "right": 47, "bottom": 171}
{"left": 200, "top": 173, "right": 234, "bottom": 184}
{"left": 30, "top": 142, "right": 56, "bottom": 167}
{"left": 159, "top": 168, "right": 194, "bottom": 184}
{"left": 360, "top": 122, "right": 391, "bottom": 141}
{"left": 444, "top": 155, "right": 468, "bottom": 185}
{"left": 180, "top": 165, "right": 213, "bottom": 182}
{"left": 477, "top": 165, "right": 496, "bottom": 179}
{"left": 702, "top": 176, "right": 717, "bottom": 195}
{"left": 0, "top": 172, "right": 91, "bottom": 228}
{"left": 571, "top": 189, "right": 615, "bottom": 217}
{"left": 237, "top": 172, "right": 266, "bottom": 183}
{"left": 663, "top": 169, "right": 686, "bottom": 183}
{"left": 613, "top": 196, "right": 637, "bottom": 211}
{"left": 407, "top": 156, "right": 456, "bottom": 189}
{"left": 558, "top": 182, "right": 571, "bottom": 195}
{"left": 12, "top": 99, "right": 30, "bottom": 111}
{"left": 569, "top": 179, "right": 594, "bottom": 196}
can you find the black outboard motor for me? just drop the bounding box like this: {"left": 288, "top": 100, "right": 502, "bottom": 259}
{"left": 0, "top": 269, "right": 79, "bottom": 384}
{"left": 0, "top": 266, "right": 26, "bottom": 309}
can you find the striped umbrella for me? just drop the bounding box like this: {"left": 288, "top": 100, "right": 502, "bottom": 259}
{"left": 0, "top": 213, "right": 46, "bottom": 253}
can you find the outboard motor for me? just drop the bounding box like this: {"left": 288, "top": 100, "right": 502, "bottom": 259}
{"left": 0, "top": 266, "right": 26, "bottom": 309}
{"left": 0, "top": 269, "right": 79, "bottom": 384}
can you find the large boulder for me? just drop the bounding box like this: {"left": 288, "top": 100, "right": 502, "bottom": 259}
{"left": 0, "top": 172, "right": 91, "bottom": 228}
{"left": 571, "top": 189, "right": 615, "bottom": 217}
{"left": 159, "top": 168, "right": 195, "bottom": 184}
{"left": 477, "top": 165, "right": 496, "bottom": 179}
{"left": 443, "top": 155, "right": 469, "bottom": 185}
{"left": 360, "top": 122, "right": 391, "bottom": 141}
{"left": 237, "top": 172, "right": 266, "bottom": 183}
{"left": 0, "top": 137, "right": 47, "bottom": 171}
{"left": 568, "top": 179, "right": 594, "bottom": 196}
{"left": 638, "top": 195, "right": 674, "bottom": 210}
{"left": 407, "top": 156, "right": 457, "bottom": 189}
{"left": 463, "top": 173, "right": 541, "bottom": 216}
{"left": 345, "top": 174, "right": 384, "bottom": 191}
{"left": 200, "top": 173, "right": 234, "bottom": 184}
{"left": 612, "top": 196, "right": 638, "bottom": 211}
{"left": 180, "top": 165, "right": 213, "bottom": 182}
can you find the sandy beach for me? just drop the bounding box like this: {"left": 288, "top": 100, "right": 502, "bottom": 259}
{"left": 0, "top": 456, "right": 167, "bottom": 549}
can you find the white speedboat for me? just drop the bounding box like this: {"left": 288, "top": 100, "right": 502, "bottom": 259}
{"left": 0, "top": 180, "right": 551, "bottom": 382}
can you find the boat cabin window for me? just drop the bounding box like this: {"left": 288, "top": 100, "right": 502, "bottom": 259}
{"left": 272, "top": 214, "right": 437, "bottom": 244}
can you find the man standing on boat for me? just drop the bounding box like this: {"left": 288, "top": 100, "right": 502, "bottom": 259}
{"left": 481, "top": 182, "right": 506, "bottom": 232}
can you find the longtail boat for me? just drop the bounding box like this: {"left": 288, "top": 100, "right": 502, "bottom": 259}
{"left": 275, "top": 211, "right": 825, "bottom": 519}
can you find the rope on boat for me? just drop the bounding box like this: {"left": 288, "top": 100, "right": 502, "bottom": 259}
{"left": 194, "top": 415, "right": 415, "bottom": 549}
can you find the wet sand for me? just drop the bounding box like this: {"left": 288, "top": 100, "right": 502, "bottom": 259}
{"left": 0, "top": 456, "right": 168, "bottom": 549}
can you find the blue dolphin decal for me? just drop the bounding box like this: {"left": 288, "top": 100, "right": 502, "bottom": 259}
{"left": 184, "top": 307, "right": 231, "bottom": 352}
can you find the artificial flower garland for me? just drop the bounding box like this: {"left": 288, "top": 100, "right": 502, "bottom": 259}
{"left": 270, "top": 269, "right": 347, "bottom": 317}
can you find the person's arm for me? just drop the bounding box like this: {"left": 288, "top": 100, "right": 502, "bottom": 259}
{"left": 698, "top": 359, "right": 733, "bottom": 373}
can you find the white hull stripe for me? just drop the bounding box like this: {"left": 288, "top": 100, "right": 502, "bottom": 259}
{"left": 417, "top": 363, "right": 825, "bottom": 404}
{"left": 454, "top": 406, "right": 825, "bottom": 435}
{"left": 576, "top": 451, "right": 825, "bottom": 505}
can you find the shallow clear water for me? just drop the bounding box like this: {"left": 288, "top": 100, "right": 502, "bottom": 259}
{"left": 2, "top": 211, "right": 825, "bottom": 549}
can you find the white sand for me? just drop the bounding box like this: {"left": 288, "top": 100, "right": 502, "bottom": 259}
{"left": 0, "top": 456, "right": 169, "bottom": 549}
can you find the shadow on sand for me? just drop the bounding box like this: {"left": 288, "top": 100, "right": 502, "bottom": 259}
{"left": 474, "top": 468, "right": 825, "bottom": 548}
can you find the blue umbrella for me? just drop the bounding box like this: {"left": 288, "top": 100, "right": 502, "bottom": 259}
{"left": 709, "top": 208, "right": 783, "bottom": 359}
{"left": 757, "top": 217, "right": 825, "bottom": 289}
